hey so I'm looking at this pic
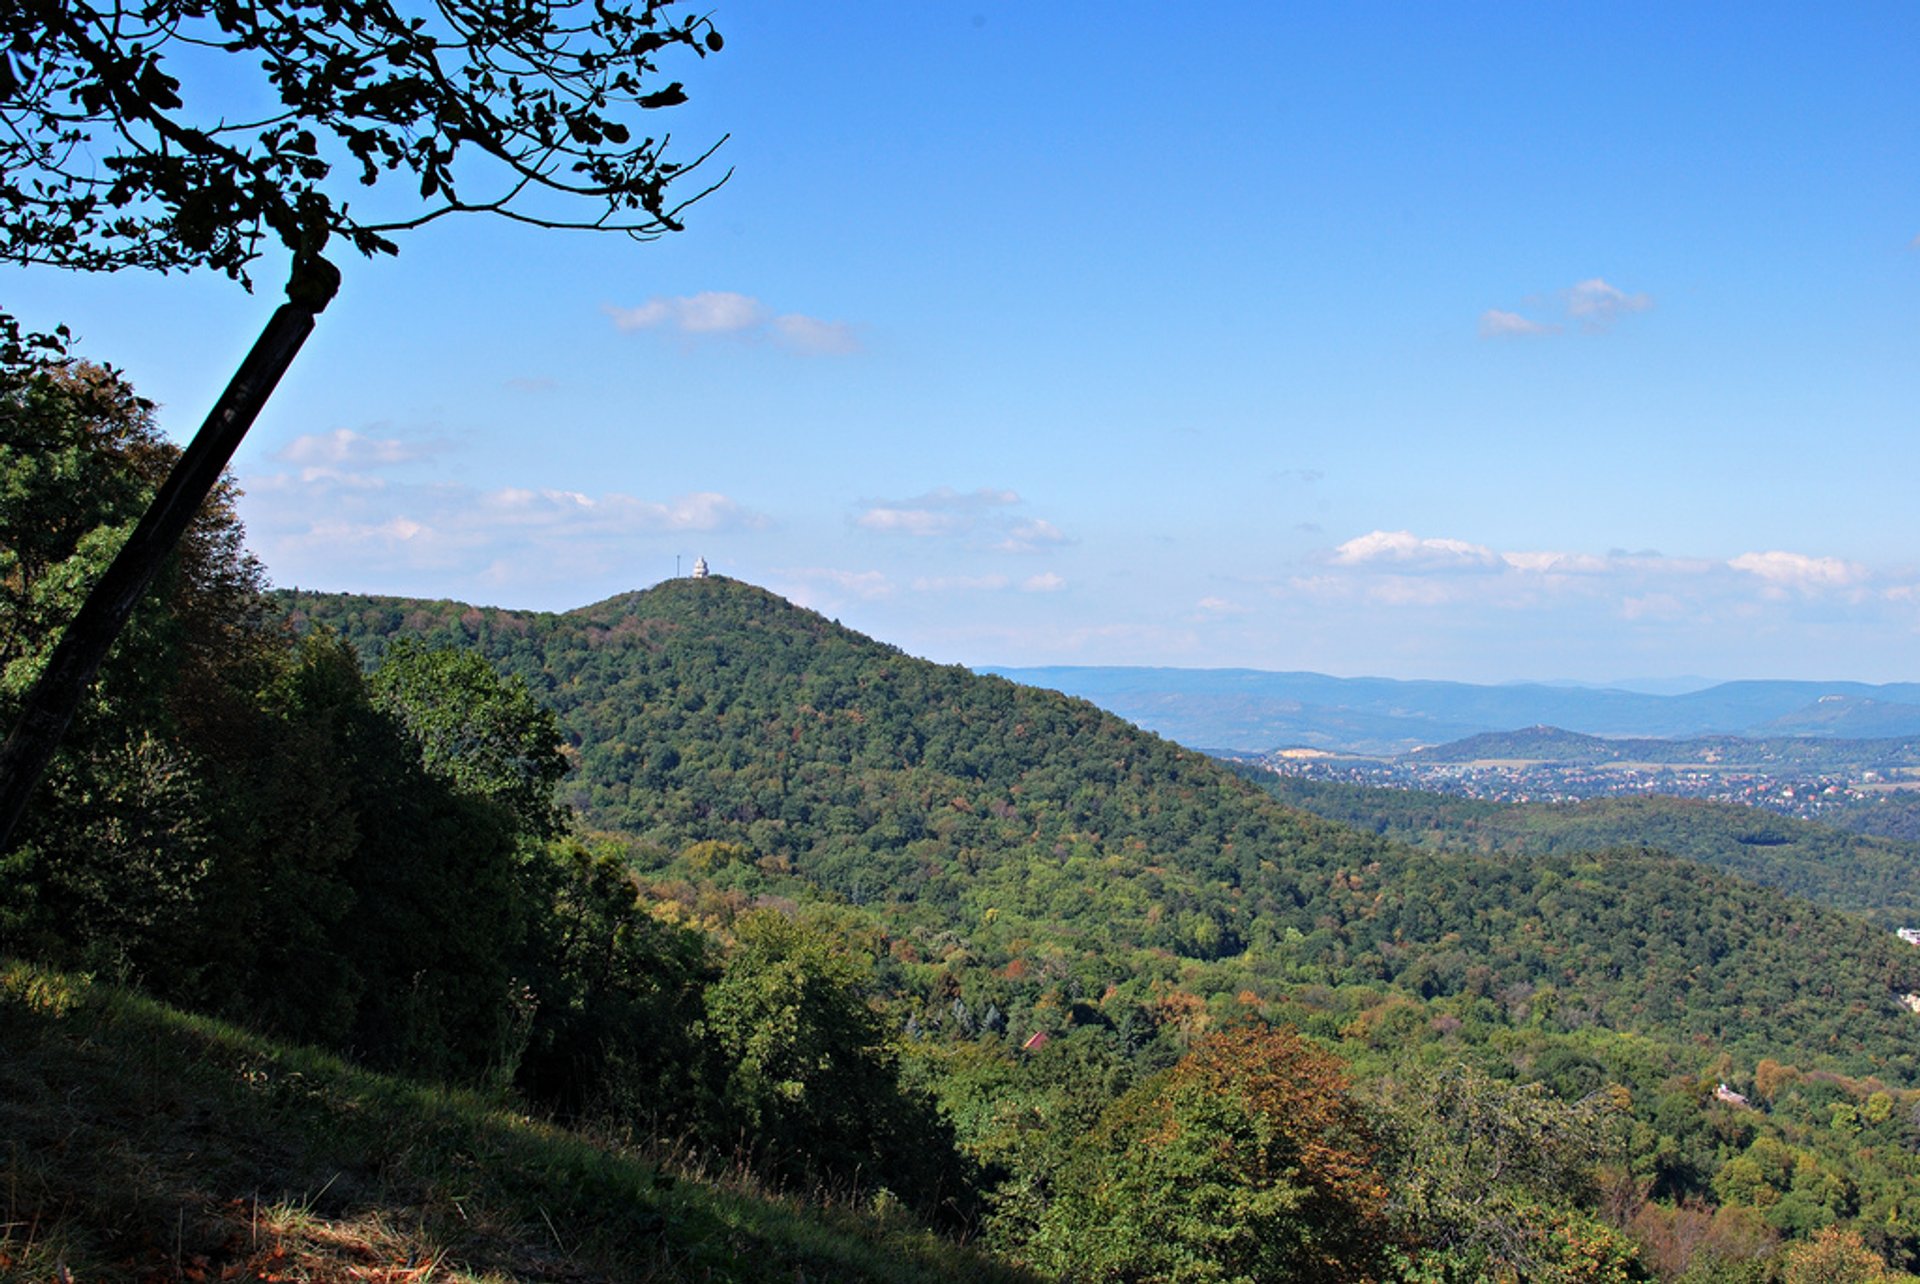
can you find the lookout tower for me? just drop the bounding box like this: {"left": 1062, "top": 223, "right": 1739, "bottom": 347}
{"left": 692, "top": 556, "right": 709, "bottom": 579}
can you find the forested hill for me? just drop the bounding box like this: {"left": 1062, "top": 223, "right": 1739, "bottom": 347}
{"left": 287, "top": 576, "right": 1374, "bottom": 929}
{"left": 1410, "top": 725, "right": 1920, "bottom": 770}
{"left": 284, "top": 578, "right": 1920, "bottom": 1082}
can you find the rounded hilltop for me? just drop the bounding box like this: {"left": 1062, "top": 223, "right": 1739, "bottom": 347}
{"left": 566, "top": 572, "right": 886, "bottom": 651}
{"left": 570, "top": 572, "right": 778, "bottom": 619}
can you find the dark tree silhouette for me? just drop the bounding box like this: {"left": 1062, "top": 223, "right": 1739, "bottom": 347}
{"left": 0, "top": 0, "right": 726, "bottom": 848}
{"left": 1, "top": 0, "right": 726, "bottom": 282}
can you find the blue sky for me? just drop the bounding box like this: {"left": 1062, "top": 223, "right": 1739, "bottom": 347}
{"left": 9, "top": 3, "right": 1920, "bottom": 682}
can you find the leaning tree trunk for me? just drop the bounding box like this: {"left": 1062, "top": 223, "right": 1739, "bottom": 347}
{"left": 0, "top": 257, "right": 340, "bottom": 852}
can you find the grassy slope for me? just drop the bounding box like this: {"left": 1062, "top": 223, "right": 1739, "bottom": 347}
{"left": 0, "top": 961, "right": 1027, "bottom": 1284}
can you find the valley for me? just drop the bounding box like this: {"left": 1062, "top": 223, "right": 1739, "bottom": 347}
{"left": 259, "top": 575, "right": 1920, "bottom": 1277}
{"left": 11, "top": 5, "right": 1918, "bottom": 1277}
{"left": 15, "top": 520, "right": 1920, "bottom": 1281}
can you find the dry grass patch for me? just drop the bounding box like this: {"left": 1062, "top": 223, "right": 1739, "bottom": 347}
{"left": 0, "top": 961, "right": 1027, "bottom": 1284}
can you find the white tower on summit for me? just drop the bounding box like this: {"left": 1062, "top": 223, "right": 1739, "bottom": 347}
{"left": 692, "top": 556, "right": 709, "bottom": 579}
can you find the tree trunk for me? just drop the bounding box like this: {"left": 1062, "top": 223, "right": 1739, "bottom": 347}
{"left": 0, "top": 259, "right": 339, "bottom": 852}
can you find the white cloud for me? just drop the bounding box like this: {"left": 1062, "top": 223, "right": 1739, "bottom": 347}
{"left": 1370, "top": 578, "right": 1460, "bottom": 607}
{"left": 1480, "top": 278, "right": 1652, "bottom": 338}
{"left": 782, "top": 567, "right": 895, "bottom": 599}
{"left": 768, "top": 567, "right": 897, "bottom": 616}
{"left": 1478, "top": 309, "right": 1559, "bottom": 339}
{"left": 1333, "top": 530, "right": 1501, "bottom": 570}
{"left": 1729, "top": 550, "right": 1864, "bottom": 590}
{"left": 606, "top": 292, "right": 859, "bottom": 355}
{"left": 912, "top": 574, "right": 1010, "bottom": 592}
{"left": 607, "top": 291, "right": 766, "bottom": 334}
{"left": 1564, "top": 277, "right": 1653, "bottom": 328}
{"left": 273, "top": 428, "right": 439, "bottom": 485}
{"left": 1280, "top": 574, "right": 1353, "bottom": 601}
{"left": 1302, "top": 529, "right": 1890, "bottom": 629}
{"left": 476, "top": 487, "right": 756, "bottom": 534}
{"left": 1021, "top": 572, "right": 1067, "bottom": 593}
{"left": 1620, "top": 593, "right": 1688, "bottom": 621}
{"left": 305, "top": 515, "right": 430, "bottom": 545}
{"left": 855, "top": 487, "right": 1056, "bottom": 549}
{"left": 277, "top": 428, "right": 430, "bottom": 468}
{"left": 1501, "top": 550, "right": 1610, "bottom": 575}
{"left": 770, "top": 313, "right": 860, "bottom": 356}
{"left": 241, "top": 458, "right": 769, "bottom": 593}
{"left": 997, "top": 518, "right": 1070, "bottom": 553}
{"left": 857, "top": 506, "right": 967, "bottom": 537}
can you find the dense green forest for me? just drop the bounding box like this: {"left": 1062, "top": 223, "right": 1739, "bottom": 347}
{"left": 13, "top": 359, "right": 1920, "bottom": 1280}
{"left": 284, "top": 578, "right": 1920, "bottom": 1278}
{"left": 285, "top": 581, "right": 1920, "bottom": 1082}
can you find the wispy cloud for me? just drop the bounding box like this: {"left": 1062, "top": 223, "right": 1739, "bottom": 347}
{"left": 242, "top": 457, "right": 767, "bottom": 593}
{"left": 1480, "top": 277, "right": 1652, "bottom": 339}
{"left": 854, "top": 487, "right": 1071, "bottom": 554}
{"left": 1301, "top": 529, "right": 1876, "bottom": 622}
{"left": 605, "top": 291, "right": 859, "bottom": 355}
{"left": 998, "top": 518, "right": 1070, "bottom": 553}
{"left": 911, "top": 574, "right": 1011, "bottom": 592}
{"left": 478, "top": 487, "right": 758, "bottom": 535}
{"left": 274, "top": 428, "right": 440, "bottom": 485}
{"left": 1500, "top": 550, "right": 1611, "bottom": 575}
{"left": 608, "top": 291, "right": 765, "bottom": 333}
{"left": 776, "top": 567, "right": 896, "bottom": 602}
{"left": 857, "top": 488, "right": 1017, "bottom": 537}
{"left": 1020, "top": 572, "right": 1067, "bottom": 593}
{"left": 770, "top": 313, "right": 860, "bottom": 356}
{"left": 1564, "top": 278, "right": 1653, "bottom": 329}
{"left": 1478, "top": 309, "right": 1560, "bottom": 339}
{"left": 1728, "top": 550, "right": 1865, "bottom": 590}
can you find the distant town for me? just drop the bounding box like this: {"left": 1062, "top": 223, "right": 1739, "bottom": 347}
{"left": 1236, "top": 748, "right": 1918, "bottom": 826}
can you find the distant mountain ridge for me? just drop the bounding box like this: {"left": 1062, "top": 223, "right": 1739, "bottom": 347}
{"left": 981, "top": 666, "right": 1920, "bottom": 754}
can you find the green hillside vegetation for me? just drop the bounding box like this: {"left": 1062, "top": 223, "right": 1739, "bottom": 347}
{"left": 288, "top": 580, "right": 1920, "bottom": 1275}
{"left": 1812, "top": 793, "right": 1920, "bottom": 846}
{"left": 286, "top": 580, "right": 1920, "bottom": 1085}
{"left": 17, "top": 359, "right": 1920, "bottom": 1279}
{"left": 1256, "top": 776, "right": 1920, "bottom": 932}
{"left": 3, "top": 364, "right": 982, "bottom": 1272}
{"left": 0, "top": 960, "right": 1025, "bottom": 1284}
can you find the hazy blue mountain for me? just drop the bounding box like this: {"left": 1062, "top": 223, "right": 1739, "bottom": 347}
{"left": 981, "top": 666, "right": 1920, "bottom": 753}
{"left": 1754, "top": 694, "right": 1920, "bottom": 738}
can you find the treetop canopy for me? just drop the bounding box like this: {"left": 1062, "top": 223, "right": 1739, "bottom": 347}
{"left": 1, "top": 0, "right": 727, "bottom": 287}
